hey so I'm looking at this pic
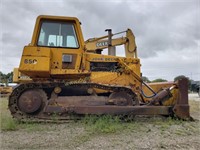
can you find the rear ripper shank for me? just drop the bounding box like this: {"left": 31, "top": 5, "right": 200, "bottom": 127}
{"left": 9, "top": 15, "right": 191, "bottom": 121}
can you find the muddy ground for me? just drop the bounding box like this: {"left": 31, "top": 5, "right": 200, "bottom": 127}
{"left": 0, "top": 93, "right": 199, "bottom": 150}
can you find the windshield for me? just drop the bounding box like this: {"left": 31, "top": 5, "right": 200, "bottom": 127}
{"left": 37, "top": 21, "right": 79, "bottom": 48}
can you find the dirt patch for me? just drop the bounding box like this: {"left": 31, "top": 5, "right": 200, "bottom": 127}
{"left": 1, "top": 97, "right": 200, "bottom": 150}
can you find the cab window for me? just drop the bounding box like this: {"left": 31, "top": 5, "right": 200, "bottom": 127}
{"left": 37, "top": 21, "right": 79, "bottom": 48}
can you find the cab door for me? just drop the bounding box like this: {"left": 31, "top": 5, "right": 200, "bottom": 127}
{"left": 36, "top": 18, "right": 84, "bottom": 76}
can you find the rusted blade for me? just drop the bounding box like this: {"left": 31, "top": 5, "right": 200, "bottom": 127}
{"left": 173, "top": 78, "right": 191, "bottom": 120}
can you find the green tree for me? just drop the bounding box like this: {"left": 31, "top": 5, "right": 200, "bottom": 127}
{"left": 0, "top": 71, "right": 13, "bottom": 86}
{"left": 174, "top": 75, "right": 191, "bottom": 90}
{"left": 7, "top": 72, "right": 13, "bottom": 83}
{"left": 174, "top": 75, "right": 188, "bottom": 82}
{"left": 142, "top": 76, "right": 151, "bottom": 83}
{"left": 151, "top": 78, "right": 168, "bottom": 83}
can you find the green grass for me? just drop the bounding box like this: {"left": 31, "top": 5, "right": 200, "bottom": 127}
{"left": 82, "top": 115, "right": 124, "bottom": 133}
{"left": 0, "top": 97, "right": 18, "bottom": 131}
{"left": 0, "top": 97, "right": 43, "bottom": 131}
{"left": 80, "top": 99, "right": 200, "bottom": 135}
{"left": 1, "top": 115, "right": 17, "bottom": 131}
{"left": 81, "top": 115, "right": 144, "bottom": 134}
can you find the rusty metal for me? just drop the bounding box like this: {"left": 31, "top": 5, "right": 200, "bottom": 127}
{"left": 173, "top": 78, "right": 191, "bottom": 120}
{"left": 149, "top": 88, "right": 172, "bottom": 105}
{"left": 53, "top": 96, "right": 107, "bottom": 107}
{"left": 44, "top": 105, "right": 65, "bottom": 114}
{"left": 8, "top": 82, "right": 136, "bottom": 121}
{"left": 108, "top": 91, "right": 133, "bottom": 106}
{"left": 18, "top": 89, "right": 45, "bottom": 114}
{"left": 43, "top": 105, "right": 171, "bottom": 116}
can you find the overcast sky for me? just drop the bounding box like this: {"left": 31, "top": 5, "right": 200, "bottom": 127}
{"left": 0, "top": 0, "right": 199, "bottom": 81}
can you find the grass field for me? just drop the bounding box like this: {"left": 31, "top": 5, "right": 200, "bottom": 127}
{"left": 0, "top": 96, "right": 200, "bottom": 150}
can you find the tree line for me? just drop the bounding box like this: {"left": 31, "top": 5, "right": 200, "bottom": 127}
{"left": 0, "top": 71, "right": 13, "bottom": 86}
{"left": 142, "top": 75, "right": 196, "bottom": 91}
{"left": 142, "top": 75, "right": 190, "bottom": 83}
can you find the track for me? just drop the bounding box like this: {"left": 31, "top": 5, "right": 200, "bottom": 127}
{"left": 8, "top": 82, "right": 137, "bottom": 122}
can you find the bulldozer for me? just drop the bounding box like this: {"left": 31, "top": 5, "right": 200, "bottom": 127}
{"left": 0, "top": 84, "right": 12, "bottom": 97}
{"left": 9, "top": 15, "right": 191, "bottom": 121}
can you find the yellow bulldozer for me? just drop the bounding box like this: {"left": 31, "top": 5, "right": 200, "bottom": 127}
{"left": 9, "top": 15, "right": 191, "bottom": 121}
{"left": 0, "top": 84, "right": 12, "bottom": 97}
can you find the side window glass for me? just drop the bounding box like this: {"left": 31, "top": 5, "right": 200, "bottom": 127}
{"left": 37, "top": 21, "right": 79, "bottom": 48}
{"left": 38, "top": 28, "right": 45, "bottom": 45}
{"left": 67, "top": 36, "right": 77, "bottom": 48}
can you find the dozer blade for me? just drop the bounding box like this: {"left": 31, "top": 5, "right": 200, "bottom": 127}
{"left": 173, "top": 78, "right": 191, "bottom": 120}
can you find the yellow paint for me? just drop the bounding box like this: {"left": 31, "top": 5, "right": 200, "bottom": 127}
{"left": 142, "top": 82, "right": 178, "bottom": 105}
{"left": 85, "top": 28, "right": 137, "bottom": 58}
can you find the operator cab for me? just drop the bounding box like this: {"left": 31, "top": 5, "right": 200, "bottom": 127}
{"left": 19, "top": 15, "right": 85, "bottom": 78}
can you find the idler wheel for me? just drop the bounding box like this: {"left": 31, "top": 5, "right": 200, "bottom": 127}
{"left": 108, "top": 91, "right": 133, "bottom": 106}
{"left": 18, "top": 89, "right": 46, "bottom": 114}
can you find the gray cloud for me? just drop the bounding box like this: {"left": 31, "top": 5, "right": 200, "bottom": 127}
{"left": 0, "top": 0, "right": 199, "bottom": 81}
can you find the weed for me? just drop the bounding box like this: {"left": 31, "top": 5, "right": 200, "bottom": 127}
{"left": 174, "top": 129, "right": 187, "bottom": 136}
{"left": 185, "top": 123, "right": 200, "bottom": 133}
{"left": 1, "top": 116, "right": 17, "bottom": 131}
{"left": 82, "top": 115, "right": 124, "bottom": 134}
{"left": 124, "top": 121, "right": 141, "bottom": 132}
{"left": 19, "top": 122, "right": 43, "bottom": 132}
{"left": 75, "top": 134, "right": 91, "bottom": 143}
{"left": 0, "top": 98, "right": 17, "bottom": 131}
{"left": 51, "top": 112, "right": 59, "bottom": 122}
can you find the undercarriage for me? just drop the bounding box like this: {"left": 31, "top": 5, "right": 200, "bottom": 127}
{"left": 8, "top": 78, "right": 191, "bottom": 122}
